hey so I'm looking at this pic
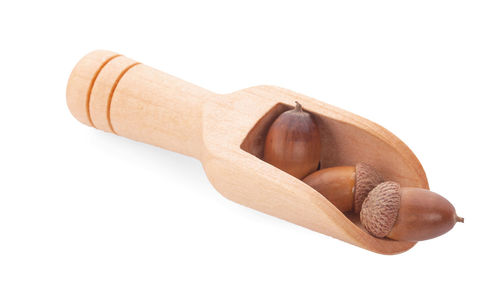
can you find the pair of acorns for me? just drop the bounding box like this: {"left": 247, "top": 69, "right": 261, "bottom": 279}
{"left": 264, "top": 102, "right": 463, "bottom": 241}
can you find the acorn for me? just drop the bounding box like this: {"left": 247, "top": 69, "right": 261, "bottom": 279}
{"left": 360, "top": 181, "right": 464, "bottom": 241}
{"left": 264, "top": 102, "right": 321, "bottom": 179}
{"left": 302, "top": 163, "right": 383, "bottom": 213}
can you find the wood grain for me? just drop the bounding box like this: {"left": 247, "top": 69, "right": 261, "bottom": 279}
{"left": 67, "top": 50, "right": 429, "bottom": 254}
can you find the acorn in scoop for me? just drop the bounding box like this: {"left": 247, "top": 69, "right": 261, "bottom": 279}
{"left": 303, "top": 163, "right": 384, "bottom": 213}
{"left": 360, "top": 181, "right": 464, "bottom": 241}
{"left": 264, "top": 102, "right": 321, "bottom": 179}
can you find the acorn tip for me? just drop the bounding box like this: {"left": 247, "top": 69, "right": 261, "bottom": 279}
{"left": 294, "top": 101, "right": 303, "bottom": 112}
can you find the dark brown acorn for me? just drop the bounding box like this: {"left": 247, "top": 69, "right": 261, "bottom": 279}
{"left": 264, "top": 102, "right": 321, "bottom": 179}
{"left": 302, "top": 163, "right": 383, "bottom": 213}
{"left": 360, "top": 181, "right": 464, "bottom": 241}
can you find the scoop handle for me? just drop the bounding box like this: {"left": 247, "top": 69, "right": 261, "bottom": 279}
{"left": 66, "top": 50, "right": 216, "bottom": 159}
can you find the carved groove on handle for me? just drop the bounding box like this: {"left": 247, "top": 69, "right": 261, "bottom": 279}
{"left": 107, "top": 62, "right": 141, "bottom": 133}
{"left": 86, "top": 54, "right": 121, "bottom": 127}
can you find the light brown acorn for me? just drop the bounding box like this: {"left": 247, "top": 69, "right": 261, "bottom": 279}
{"left": 264, "top": 102, "right": 321, "bottom": 179}
{"left": 360, "top": 181, "right": 464, "bottom": 241}
{"left": 302, "top": 163, "right": 383, "bottom": 213}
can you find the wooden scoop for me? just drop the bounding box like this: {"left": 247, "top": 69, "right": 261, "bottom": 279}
{"left": 67, "top": 50, "right": 428, "bottom": 254}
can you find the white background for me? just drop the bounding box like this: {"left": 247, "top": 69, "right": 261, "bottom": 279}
{"left": 1, "top": 1, "right": 498, "bottom": 297}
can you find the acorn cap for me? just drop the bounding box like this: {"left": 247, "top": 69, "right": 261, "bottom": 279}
{"left": 360, "top": 181, "right": 401, "bottom": 238}
{"left": 354, "top": 163, "right": 384, "bottom": 213}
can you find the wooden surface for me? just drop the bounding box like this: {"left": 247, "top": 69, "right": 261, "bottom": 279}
{"left": 67, "top": 50, "right": 429, "bottom": 254}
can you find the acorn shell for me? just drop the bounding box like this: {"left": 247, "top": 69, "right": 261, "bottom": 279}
{"left": 302, "top": 166, "right": 356, "bottom": 212}
{"left": 387, "top": 187, "right": 463, "bottom": 241}
{"left": 354, "top": 163, "right": 384, "bottom": 213}
{"left": 360, "top": 181, "right": 401, "bottom": 238}
{"left": 263, "top": 102, "right": 321, "bottom": 179}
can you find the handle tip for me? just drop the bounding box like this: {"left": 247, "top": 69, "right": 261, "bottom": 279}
{"left": 66, "top": 50, "right": 120, "bottom": 127}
